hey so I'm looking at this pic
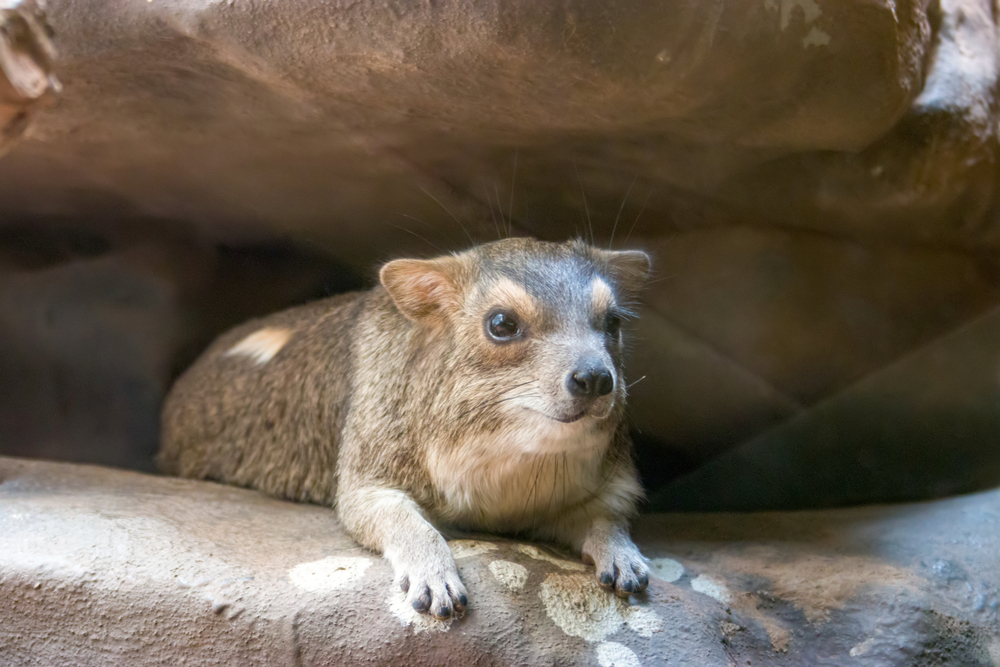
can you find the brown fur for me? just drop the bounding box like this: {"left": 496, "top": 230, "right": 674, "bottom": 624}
{"left": 160, "top": 238, "right": 652, "bottom": 620}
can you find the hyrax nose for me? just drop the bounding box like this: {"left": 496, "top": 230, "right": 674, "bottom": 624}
{"left": 567, "top": 367, "right": 614, "bottom": 399}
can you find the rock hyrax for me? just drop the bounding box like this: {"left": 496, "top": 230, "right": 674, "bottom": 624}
{"left": 160, "top": 237, "right": 652, "bottom": 619}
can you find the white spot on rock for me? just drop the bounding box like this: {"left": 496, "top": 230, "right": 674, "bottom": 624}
{"left": 385, "top": 593, "right": 454, "bottom": 634}
{"left": 691, "top": 574, "right": 731, "bottom": 604}
{"left": 987, "top": 635, "right": 1000, "bottom": 664}
{"left": 596, "top": 641, "right": 642, "bottom": 667}
{"left": 449, "top": 540, "right": 497, "bottom": 560}
{"left": 289, "top": 556, "right": 371, "bottom": 592}
{"left": 802, "top": 26, "right": 830, "bottom": 47}
{"left": 649, "top": 557, "right": 684, "bottom": 582}
{"left": 623, "top": 605, "right": 662, "bottom": 638}
{"left": 517, "top": 544, "right": 585, "bottom": 571}
{"left": 850, "top": 637, "right": 876, "bottom": 657}
{"left": 489, "top": 560, "right": 528, "bottom": 591}
{"left": 765, "top": 0, "right": 821, "bottom": 30}
{"left": 225, "top": 327, "right": 293, "bottom": 365}
{"left": 539, "top": 573, "right": 662, "bottom": 642}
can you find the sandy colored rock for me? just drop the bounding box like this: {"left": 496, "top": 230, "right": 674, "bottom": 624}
{"left": 1, "top": 456, "right": 998, "bottom": 665}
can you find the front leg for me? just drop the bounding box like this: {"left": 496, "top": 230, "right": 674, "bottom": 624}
{"left": 337, "top": 483, "right": 467, "bottom": 619}
{"left": 580, "top": 517, "right": 650, "bottom": 598}
{"left": 549, "top": 469, "right": 650, "bottom": 598}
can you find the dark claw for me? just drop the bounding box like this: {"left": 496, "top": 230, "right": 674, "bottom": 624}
{"left": 412, "top": 593, "right": 430, "bottom": 612}
{"left": 436, "top": 606, "right": 452, "bottom": 619}
{"left": 620, "top": 579, "right": 635, "bottom": 593}
{"left": 599, "top": 572, "right": 614, "bottom": 586}
{"left": 637, "top": 572, "right": 649, "bottom": 589}
{"left": 457, "top": 594, "right": 468, "bottom": 608}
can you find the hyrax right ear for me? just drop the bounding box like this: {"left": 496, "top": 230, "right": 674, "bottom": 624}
{"left": 596, "top": 249, "right": 652, "bottom": 303}
{"left": 379, "top": 257, "right": 462, "bottom": 323}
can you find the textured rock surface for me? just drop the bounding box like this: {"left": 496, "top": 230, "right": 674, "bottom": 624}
{"left": 1, "top": 456, "right": 998, "bottom": 666}
{"left": 0, "top": 0, "right": 978, "bottom": 254}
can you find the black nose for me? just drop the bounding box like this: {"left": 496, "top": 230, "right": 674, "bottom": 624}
{"left": 567, "top": 368, "right": 614, "bottom": 398}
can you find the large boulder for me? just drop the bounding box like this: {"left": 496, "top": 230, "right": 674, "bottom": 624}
{"left": 0, "top": 0, "right": 960, "bottom": 252}
{"left": 1, "top": 456, "right": 998, "bottom": 666}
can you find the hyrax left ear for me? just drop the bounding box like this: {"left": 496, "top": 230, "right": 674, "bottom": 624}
{"left": 379, "top": 257, "right": 463, "bottom": 323}
{"left": 598, "top": 249, "right": 652, "bottom": 301}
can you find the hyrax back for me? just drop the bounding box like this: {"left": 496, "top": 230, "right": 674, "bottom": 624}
{"left": 159, "top": 291, "right": 364, "bottom": 505}
{"left": 160, "top": 237, "right": 652, "bottom": 619}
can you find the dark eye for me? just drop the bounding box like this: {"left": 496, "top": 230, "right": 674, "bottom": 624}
{"left": 486, "top": 310, "right": 521, "bottom": 341}
{"left": 604, "top": 312, "right": 622, "bottom": 337}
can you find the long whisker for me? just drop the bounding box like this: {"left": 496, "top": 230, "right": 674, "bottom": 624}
{"left": 482, "top": 180, "right": 502, "bottom": 240}
{"left": 545, "top": 454, "right": 560, "bottom": 518}
{"left": 574, "top": 163, "right": 594, "bottom": 246}
{"left": 508, "top": 150, "right": 518, "bottom": 235}
{"left": 560, "top": 452, "right": 568, "bottom": 508}
{"left": 622, "top": 189, "right": 653, "bottom": 246}
{"left": 609, "top": 174, "right": 638, "bottom": 250}
{"left": 521, "top": 453, "right": 547, "bottom": 522}
{"left": 626, "top": 375, "right": 647, "bottom": 390}
{"left": 452, "top": 382, "right": 540, "bottom": 422}
{"left": 395, "top": 212, "right": 461, "bottom": 247}
{"left": 419, "top": 185, "right": 475, "bottom": 245}
{"left": 388, "top": 222, "right": 445, "bottom": 254}
{"left": 493, "top": 183, "right": 507, "bottom": 237}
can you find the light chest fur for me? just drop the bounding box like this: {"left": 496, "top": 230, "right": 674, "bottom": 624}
{"left": 426, "top": 417, "right": 612, "bottom": 531}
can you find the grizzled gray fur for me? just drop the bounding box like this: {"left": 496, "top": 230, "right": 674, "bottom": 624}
{"left": 160, "top": 238, "right": 652, "bottom": 619}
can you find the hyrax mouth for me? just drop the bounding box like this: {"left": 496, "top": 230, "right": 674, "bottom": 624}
{"left": 554, "top": 411, "right": 586, "bottom": 424}
{"left": 530, "top": 400, "right": 612, "bottom": 425}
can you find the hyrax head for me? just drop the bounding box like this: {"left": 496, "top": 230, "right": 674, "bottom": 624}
{"left": 380, "top": 238, "right": 650, "bottom": 452}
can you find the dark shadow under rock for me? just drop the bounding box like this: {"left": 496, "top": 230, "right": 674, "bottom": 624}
{"left": 651, "top": 301, "right": 1000, "bottom": 512}
{"left": 0, "top": 224, "right": 362, "bottom": 472}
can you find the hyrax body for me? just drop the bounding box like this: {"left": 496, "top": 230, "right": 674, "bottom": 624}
{"left": 160, "top": 238, "right": 651, "bottom": 619}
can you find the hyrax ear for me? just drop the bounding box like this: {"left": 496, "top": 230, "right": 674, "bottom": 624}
{"left": 597, "top": 249, "right": 652, "bottom": 302}
{"left": 379, "top": 257, "right": 462, "bottom": 323}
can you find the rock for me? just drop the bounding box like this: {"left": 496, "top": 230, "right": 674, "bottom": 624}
{"left": 626, "top": 309, "right": 801, "bottom": 471}
{"left": 0, "top": 242, "right": 209, "bottom": 471}
{"left": 0, "top": 0, "right": 968, "bottom": 260}
{"left": 639, "top": 225, "right": 1000, "bottom": 404}
{"left": 651, "top": 302, "right": 1000, "bottom": 512}
{"left": 0, "top": 0, "right": 59, "bottom": 155}
{"left": 0, "top": 227, "right": 361, "bottom": 472}
{"left": 0, "top": 456, "right": 997, "bottom": 666}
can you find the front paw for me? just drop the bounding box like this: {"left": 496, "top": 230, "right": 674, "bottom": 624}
{"left": 584, "top": 535, "right": 650, "bottom": 598}
{"left": 393, "top": 554, "right": 468, "bottom": 620}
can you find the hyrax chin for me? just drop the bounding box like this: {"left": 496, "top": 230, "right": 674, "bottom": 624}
{"left": 160, "top": 237, "right": 652, "bottom": 619}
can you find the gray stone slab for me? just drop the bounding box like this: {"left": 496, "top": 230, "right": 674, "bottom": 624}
{"left": 1, "top": 457, "right": 998, "bottom": 665}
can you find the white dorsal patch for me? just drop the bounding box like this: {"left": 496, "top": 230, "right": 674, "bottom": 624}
{"left": 225, "top": 327, "right": 293, "bottom": 365}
